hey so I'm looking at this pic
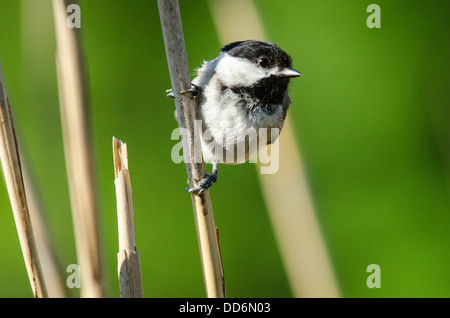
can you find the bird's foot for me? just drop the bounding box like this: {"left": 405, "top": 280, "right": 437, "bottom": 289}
{"left": 166, "top": 84, "right": 202, "bottom": 99}
{"left": 186, "top": 172, "right": 218, "bottom": 195}
{"left": 180, "top": 83, "right": 203, "bottom": 98}
{"left": 166, "top": 88, "right": 174, "bottom": 99}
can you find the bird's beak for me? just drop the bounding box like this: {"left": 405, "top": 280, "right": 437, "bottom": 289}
{"left": 279, "top": 67, "right": 302, "bottom": 78}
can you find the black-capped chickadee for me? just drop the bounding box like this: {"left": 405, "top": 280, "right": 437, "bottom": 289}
{"left": 171, "top": 40, "right": 301, "bottom": 194}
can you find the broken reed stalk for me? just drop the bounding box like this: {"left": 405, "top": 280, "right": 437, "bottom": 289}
{"left": 157, "top": 0, "right": 226, "bottom": 298}
{"left": 113, "top": 137, "right": 143, "bottom": 298}
{"left": 53, "top": 0, "right": 104, "bottom": 297}
{"left": 0, "top": 67, "right": 48, "bottom": 298}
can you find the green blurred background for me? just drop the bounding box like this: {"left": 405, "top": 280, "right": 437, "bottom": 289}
{"left": 0, "top": 0, "right": 449, "bottom": 297}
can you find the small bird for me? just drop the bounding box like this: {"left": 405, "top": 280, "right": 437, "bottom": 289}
{"left": 174, "top": 40, "right": 301, "bottom": 194}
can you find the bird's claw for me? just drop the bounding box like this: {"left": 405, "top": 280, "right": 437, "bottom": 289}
{"left": 186, "top": 173, "right": 218, "bottom": 194}
{"left": 166, "top": 84, "right": 202, "bottom": 99}
{"left": 180, "top": 83, "right": 203, "bottom": 98}
{"left": 166, "top": 88, "right": 175, "bottom": 99}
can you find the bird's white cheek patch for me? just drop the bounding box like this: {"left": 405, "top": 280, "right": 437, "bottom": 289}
{"left": 216, "top": 54, "right": 267, "bottom": 87}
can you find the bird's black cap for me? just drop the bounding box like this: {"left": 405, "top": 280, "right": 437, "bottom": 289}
{"left": 221, "top": 40, "right": 293, "bottom": 69}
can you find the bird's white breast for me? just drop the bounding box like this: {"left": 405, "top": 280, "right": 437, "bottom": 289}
{"left": 192, "top": 53, "right": 286, "bottom": 164}
{"left": 196, "top": 76, "right": 284, "bottom": 164}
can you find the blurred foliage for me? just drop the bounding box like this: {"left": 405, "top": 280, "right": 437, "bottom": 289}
{"left": 0, "top": 0, "right": 449, "bottom": 297}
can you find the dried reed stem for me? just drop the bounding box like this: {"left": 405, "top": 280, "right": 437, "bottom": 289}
{"left": 0, "top": 67, "right": 48, "bottom": 298}
{"left": 113, "top": 137, "right": 143, "bottom": 298}
{"left": 53, "top": 0, "right": 104, "bottom": 297}
{"left": 157, "top": 0, "right": 226, "bottom": 298}
{"left": 22, "top": 161, "right": 67, "bottom": 298}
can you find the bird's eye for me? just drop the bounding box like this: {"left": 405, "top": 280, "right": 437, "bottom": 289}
{"left": 258, "top": 57, "right": 269, "bottom": 68}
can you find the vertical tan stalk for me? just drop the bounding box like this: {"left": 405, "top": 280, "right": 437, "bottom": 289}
{"left": 0, "top": 67, "right": 48, "bottom": 298}
{"left": 157, "top": 0, "right": 226, "bottom": 298}
{"left": 22, "top": 161, "right": 67, "bottom": 298}
{"left": 52, "top": 0, "right": 104, "bottom": 297}
{"left": 113, "top": 137, "right": 143, "bottom": 298}
{"left": 208, "top": 0, "right": 340, "bottom": 297}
